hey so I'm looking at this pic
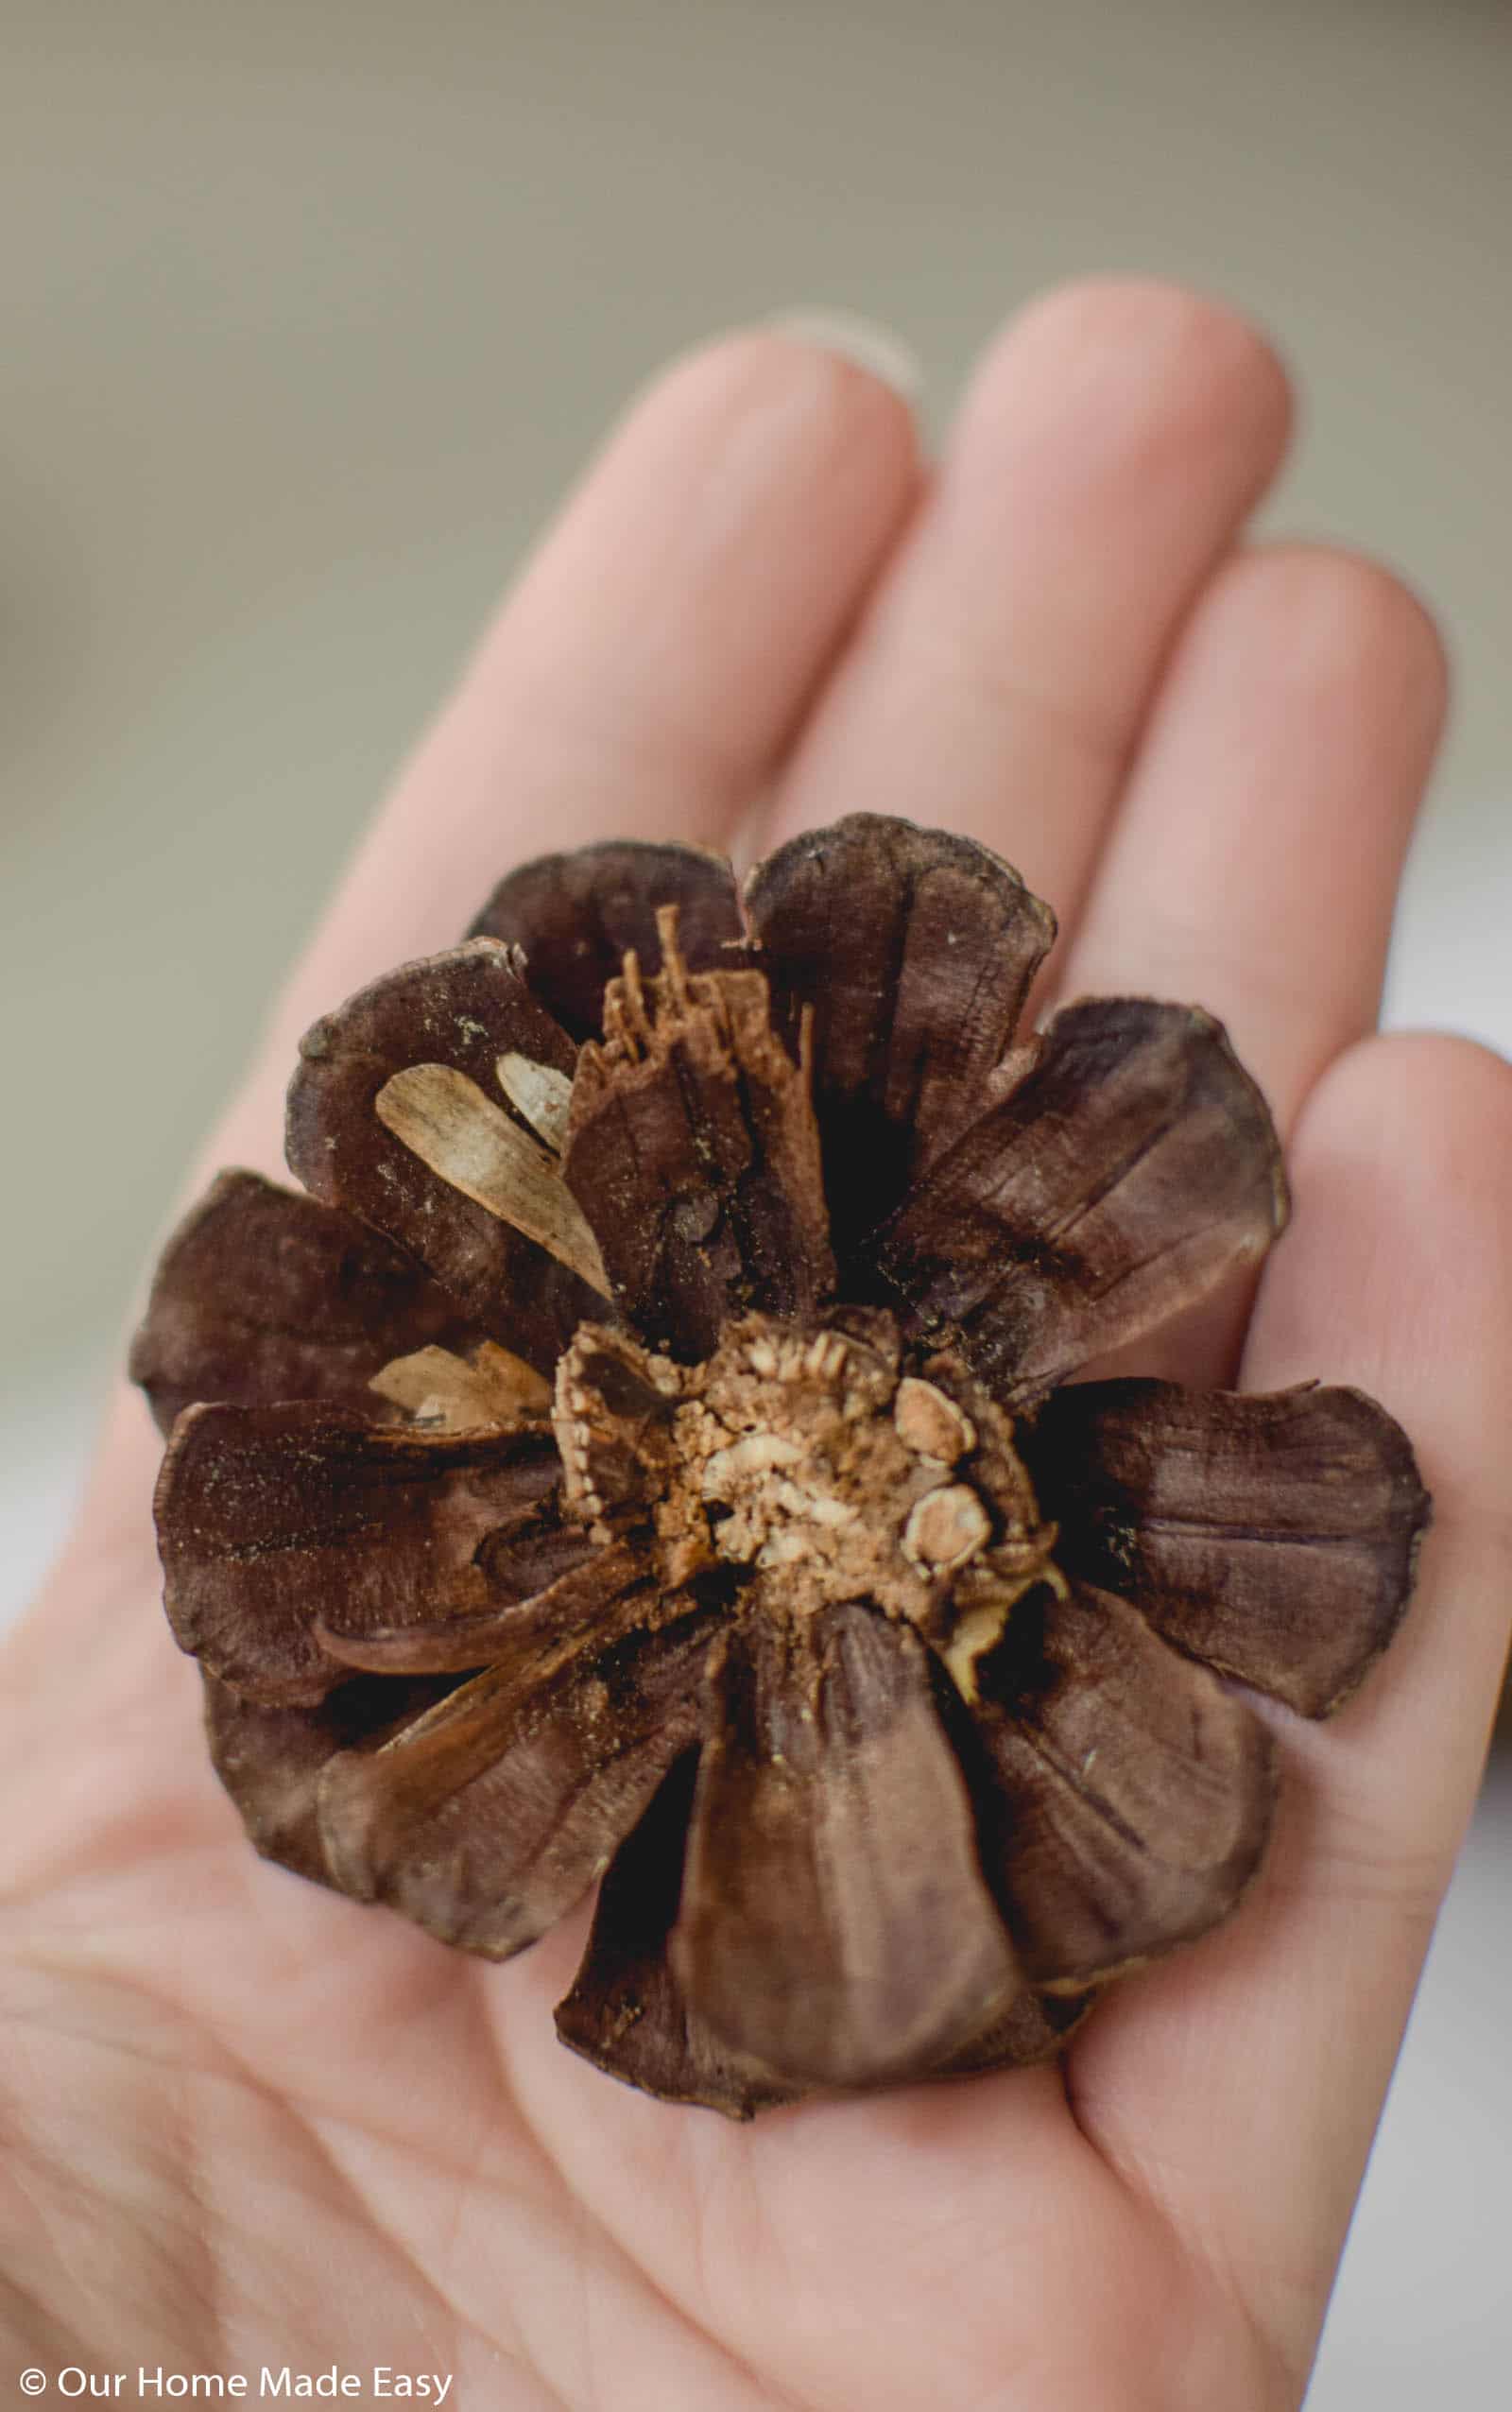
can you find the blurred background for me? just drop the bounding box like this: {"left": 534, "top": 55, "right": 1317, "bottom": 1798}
{"left": 3, "top": 2, "right": 1508, "bottom": 2400}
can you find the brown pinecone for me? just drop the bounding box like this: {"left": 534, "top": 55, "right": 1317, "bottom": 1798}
{"left": 131, "top": 815, "right": 1428, "bottom": 2116}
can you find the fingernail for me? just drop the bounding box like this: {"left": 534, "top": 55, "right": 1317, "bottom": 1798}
{"left": 769, "top": 309, "right": 922, "bottom": 401}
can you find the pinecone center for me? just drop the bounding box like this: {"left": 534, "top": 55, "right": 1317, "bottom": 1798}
{"left": 553, "top": 1311, "right": 1064, "bottom": 1687}
{"left": 674, "top": 1314, "right": 995, "bottom": 1611}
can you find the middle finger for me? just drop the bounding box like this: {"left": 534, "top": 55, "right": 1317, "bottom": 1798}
{"left": 762, "top": 278, "right": 1293, "bottom": 931}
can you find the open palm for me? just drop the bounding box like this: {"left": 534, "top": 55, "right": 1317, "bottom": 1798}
{"left": 4, "top": 283, "right": 1508, "bottom": 2411}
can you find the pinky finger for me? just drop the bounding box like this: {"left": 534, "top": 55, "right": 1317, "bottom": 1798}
{"left": 1063, "top": 1029, "right": 1512, "bottom": 2395}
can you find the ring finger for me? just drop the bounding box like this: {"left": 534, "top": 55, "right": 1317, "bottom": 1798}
{"left": 1050, "top": 542, "right": 1449, "bottom": 1131}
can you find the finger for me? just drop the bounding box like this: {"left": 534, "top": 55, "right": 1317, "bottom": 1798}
{"left": 1062, "top": 1031, "right": 1512, "bottom": 2393}
{"left": 215, "top": 326, "right": 919, "bottom": 1176}
{"left": 763, "top": 278, "right": 1292, "bottom": 929}
{"left": 1052, "top": 545, "right": 1449, "bottom": 1131}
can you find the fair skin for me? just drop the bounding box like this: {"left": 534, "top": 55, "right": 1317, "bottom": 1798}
{"left": 2, "top": 277, "right": 1508, "bottom": 2410}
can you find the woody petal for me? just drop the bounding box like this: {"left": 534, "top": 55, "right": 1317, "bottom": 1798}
{"left": 317, "top": 1608, "right": 718, "bottom": 1957}
{"left": 746, "top": 814, "right": 1056, "bottom": 1249}
{"left": 557, "top": 1739, "right": 1088, "bottom": 2107}
{"left": 285, "top": 939, "right": 604, "bottom": 1366}
{"left": 671, "top": 1602, "right": 1022, "bottom": 2087}
{"left": 129, "top": 1171, "right": 476, "bottom": 1436}
{"left": 202, "top": 1670, "right": 459, "bottom": 1888}
{"left": 556, "top": 1755, "right": 800, "bottom": 2119}
{"left": 314, "top": 1534, "right": 648, "bottom": 1677}
{"left": 470, "top": 838, "right": 744, "bottom": 1042}
{"left": 1026, "top": 1378, "right": 1430, "bottom": 1717}
{"left": 878, "top": 998, "right": 1287, "bottom": 1405}
{"left": 156, "top": 1403, "right": 562, "bottom": 1706}
{"left": 969, "top": 1584, "right": 1277, "bottom": 1990}
{"left": 565, "top": 959, "right": 834, "bottom": 1360}
{"left": 557, "top": 1754, "right": 1085, "bottom": 2110}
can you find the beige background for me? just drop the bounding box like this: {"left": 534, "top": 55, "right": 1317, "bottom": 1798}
{"left": 3, "top": 4, "right": 1509, "bottom": 2403}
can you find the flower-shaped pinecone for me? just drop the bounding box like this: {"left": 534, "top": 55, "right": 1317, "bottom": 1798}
{"left": 133, "top": 815, "right": 1428, "bottom": 2116}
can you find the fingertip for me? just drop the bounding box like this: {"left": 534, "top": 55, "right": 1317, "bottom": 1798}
{"left": 765, "top": 308, "right": 924, "bottom": 403}
{"left": 1198, "top": 543, "right": 1450, "bottom": 749}
{"left": 952, "top": 276, "right": 1294, "bottom": 489}
{"left": 1292, "top": 1027, "right": 1512, "bottom": 1215}
{"left": 610, "top": 319, "right": 922, "bottom": 498}
{"left": 1252, "top": 1029, "right": 1512, "bottom": 1486}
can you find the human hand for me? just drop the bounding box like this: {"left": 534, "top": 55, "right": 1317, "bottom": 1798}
{"left": 3, "top": 281, "right": 1508, "bottom": 2410}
